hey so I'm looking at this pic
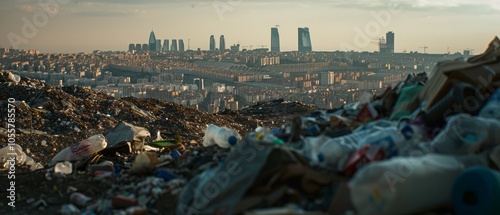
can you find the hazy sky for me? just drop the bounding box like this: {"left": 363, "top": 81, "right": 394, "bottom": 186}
{"left": 0, "top": 0, "right": 499, "bottom": 54}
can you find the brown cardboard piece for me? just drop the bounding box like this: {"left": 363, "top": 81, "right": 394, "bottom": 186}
{"left": 418, "top": 37, "right": 500, "bottom": 110}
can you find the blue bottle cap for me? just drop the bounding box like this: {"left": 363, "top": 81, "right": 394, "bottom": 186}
{"left": 318, "top": 153, "right": 325, "bottom": 162}
{"left": 228, "top": 136, "right": 237, "bottom": 146}
{"left": 401, "top": 125, "right": 413, "bottom": 140}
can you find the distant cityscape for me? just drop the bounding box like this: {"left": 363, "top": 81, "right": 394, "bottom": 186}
{"left": 0, "top": 28, "right": 475, "bottom": 113}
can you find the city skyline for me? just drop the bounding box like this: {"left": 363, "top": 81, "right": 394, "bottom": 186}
{"left": 1, "top": 0, "right": 499, "bottom": 53}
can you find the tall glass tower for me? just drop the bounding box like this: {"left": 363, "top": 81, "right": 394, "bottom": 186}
{"left": 219, "top": 35, "right": 226, "bottom": 51}
{"left": 210, "top": 35, "right": 216, "bottom": 51}
{"left": 179, "top": 39, "right": 185, "bottom": 52}
{"left": 171, "top": 39, "right": 178, "bottom": 51}
{"left": 148, "top": 30, "right": 156, "bottom": 52}
{"left": 271, "top": 27, "right": 280, "bottom": 52}
{"left": 386, "top": 31, "right": 395, "bottom": 53}
{"left": 163, "top": 39, "right": 169, "bottom": 52}
{"left": 298, "top": 27, "right": 312, "bottom": 52}
{"left": 155, "top": 39, "right": 161, "bottom": 52}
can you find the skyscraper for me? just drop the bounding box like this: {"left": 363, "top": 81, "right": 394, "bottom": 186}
{"left": 194, "top": 78, "right": 204, "bottom": 90}
{"left": 155, "top": 39, "right": 161, "bottom": 52}
{"left": 149, "top": 30, "right": 157, "bottom": 52}
{"left": 386, "top": 31, "right": 395, "bottom": 53}
{"left": 171, "top": 39, "right": 178, "bottom": 51}
{"left": 142, "top": 44, "right": 148, "bottom": 51}
{"left": 219, "top": 35, "right": 226, "bottom": 51}
{"left": 163, "top": 39, "right": 169, "bottom": 52}
{"left": 179, "top": 39, "right": 185, "bottom": 52}
{"left": 298, "top": 27, "right": 312, "bottom": 52}
{"left": 129, "top": 44, "right": 135, "bottom": 52}
{"left": 135, "top": 44, "right": 142, "bottom": 52}
{"left": 271, "top": 27, "right": 280, "bottom": 52}
{"left": 210, "top": 35, "right": 216, "bottom": 51}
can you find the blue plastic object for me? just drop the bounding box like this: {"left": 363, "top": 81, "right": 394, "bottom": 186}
{"left": 228, "top": 136, "right": 237, "bottom": 146}
{"left": 464, "top": 133, "right": 477, "bottom": 142}
{"left": 171, "top": 150, "right": 181, "bottom": 158}
{"left": 156, "top": 170, "right": 177, "bottom": 181}
{"left": 452, "top": 166, "right": 500, "bottom": 215}
{"left": 114, "top": 164, "right": 122, "bottom": 174}
{"left": 317, "top": 153, "right": 325, "bottom": 162}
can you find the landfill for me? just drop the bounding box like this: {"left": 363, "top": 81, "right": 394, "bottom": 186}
{"left": 0, "top": 36, "right": 500, "bottom": 215}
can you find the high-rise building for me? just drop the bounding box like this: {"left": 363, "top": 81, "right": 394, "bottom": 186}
{"left": 230, "top": 44, "right": 240, "bottom": 53}
{"left": 386, "top": 31, "right": 395, "bottom": 53}
{"left": 271, "top": 27, "right": 280, "bottom": 52}
{"left": 210, "top": 35, "right": 216, "bottom": 51}
{"left": 298, "top": 27, "right": 312, "bottom": 52}
{"left": 171, "top": 39, "right": 178, "bottom": 51}
{"left": 194, "top": 78, "right": 204, "bottom": 90}
{"left": 179, "top": 39, "right": 185, "bottom": 52}
{"left": 135, "top": 44, "right": 142, "bottom": 52}
{"left": 149, "top": 30, "right": 156, "bottom": 52}
{"left": 128, "top": 44, "right": 135, "bottom": 52}
{"left": 142, "top": 44, "right": 148, "bottom": 51}
{"left": 163, "top": 39, "right": 169, "bottom": 52}
{"left": 219, "top": 35, "right": 226, "bottom": 51}
{"left": 155, "top": 39, "right": 161, "bottom": 52}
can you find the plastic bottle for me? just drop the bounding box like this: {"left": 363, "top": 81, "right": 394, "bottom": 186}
{"left": 0, "top": 144, "right": 43, "bottom": 171}
{"left": 479, "top": 88, "right": 500, "bottom": 120}
{"left": 254, "top": 127, "right": 285, "bottom": 145}
{"left": 202, "top": 124, "right": 241, "bottom": 148}
{"left": 311, "top": 134, "right": 363, "bottom": 171}
{"left": 359, "top": 127, "right": 407, "bottom": 158}
{"left": 303, "top": 120, "right": 394, "bottom": 171}
{"left": 452, "top": 166, "right": 500, "bottom": 215}
{"left": 349, "top": 153, "right": 489, "bottom": 215}
{"left": 54, "top": 161, "right": 73, "bottom": 174}
{"left": 70, "top": 192, "right": 95, "bottom": 208}
{"left": 50, "top": 134, "right": 108, "bottom": 166}
{"left": 432, "top": 114, "right": 500, "bottom": 155}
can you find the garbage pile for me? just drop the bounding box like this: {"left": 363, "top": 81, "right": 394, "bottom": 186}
{"left": 1, "top": 37, "right": 500, "bottom": 215}
{"left": 0, "top": 74, "right": 265, "bottom": 167}
{"left": 238, "top": 99, "right": 318, "bottom": 125}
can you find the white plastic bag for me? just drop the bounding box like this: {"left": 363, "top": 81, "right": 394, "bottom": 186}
{"left": 349, "top": 154, "right": 488, "bottom": 215}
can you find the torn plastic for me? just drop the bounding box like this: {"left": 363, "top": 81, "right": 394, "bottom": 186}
{"left": 432, "top": 114, "right": 500, "bottom": 155}
{"left": 349, "top": 153, "right": 489, "bottom": 215}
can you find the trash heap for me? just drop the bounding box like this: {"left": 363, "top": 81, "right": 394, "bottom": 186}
{"left": 1, "top": 37, "right": 500, "bottom": 215}
{"left": 238, "top": 99, "right": 318, "bottom": 126}
{"left": 0, "top": 74, "right": 265, "bottom": 167}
